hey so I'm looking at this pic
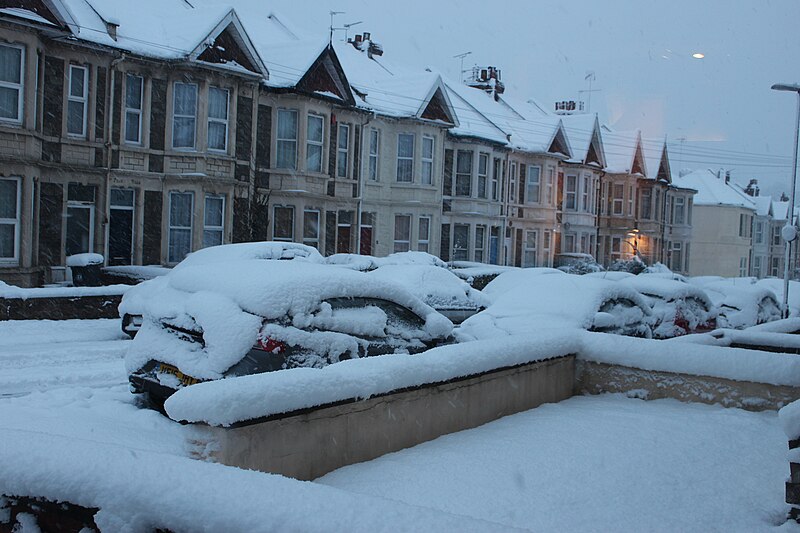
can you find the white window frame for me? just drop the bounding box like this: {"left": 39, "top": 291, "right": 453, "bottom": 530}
{"left": 455, "top": 150, "right": 473, "bottom": 197}
{"left": 303, "top": 209, "right": 320, "bottom": 249}
{"left": 207, "top": 86, "right": 229, "bottom": 152}
{"left": 202, "top": 195, "right": 225, "bottom": 248}
{"left": 396, "top": 133, "right": 415, "bottom": 182}
{"left": 394, "top": 214, "right": 411, "bottom": 252}
{"left": 581, "top": 175, "right": 590, "bottom": 212}
{"left": 172, "top": 82, "right": 198, "bottom": 150}
{"left": 526, "top": 165, "right": 541, "bottom": 204}
{"left": 565, "top": 174, "right": 578, "bottom": 211}
{"left": 276, "top": 109, "right": 298, "bottom": 170}
{"left": 368, "top": 128, "right": 380, "bottom": 181}
{"left": 523, "top": 230, "right": 537, "bottom": 267}
{"left": 474, "top": 225, "right": 486, "bottom": 263}
{"left": 337, "top": 123, "right": 350, "bottom": 178}
{"left": 671, "top": 241, "right": 683, "bottom": 272}
{"left": 674, "top": 196, "right": 685, "bottom": 225}
{"left": 739, "top": 256, "right": 748, "bottom": 277}
{"left": 0, "top": 44, "right": 24, "bottom": 125}
{"left": 272, "top": 205, "right": 295, "bottom": 242}
{"left": 453, "top": 223, "right": 470, "bottom": 262}
{"left": 67, "top": 64, "right": 88, "bottom": 137}
{"left": 755, "top": 221, "right": 764, "bottom": 244}
{"left": 612, "top": 184, "right": 624, "bottom": 215}
{"left": 509, "top": 162, "right": 517, "bottom": 203}
{"left": 546, "top": 168, "right": 555, "bottom": 205}
{"left": 0, "top": 177, "right": 21, "bottom": 264}
{"left": 477, "top": 153, "right": 489, "bottom": 199}
{"left": 491, "top": 158, "right": 500, "bottom": 201}
{"left": 421, "top": 135, "right": 435, "bottom": 185}
{"left": 306, "top": 114, "right": 324, "bottom": 173}
{"left": 124, "top": 74, "right": 143, "bottom": 144}
{"left": 627, "top": 185, "right": 634, "bottom": 216}
{"left": 418, "top": 216, "right": 430, "bottom": 253}
{"left": 168, "top": 191, "right": 194, "bottom": 264}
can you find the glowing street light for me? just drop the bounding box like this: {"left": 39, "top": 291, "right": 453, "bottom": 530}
{"left": 771, "top": 82, "right": 800, "bottom": 318}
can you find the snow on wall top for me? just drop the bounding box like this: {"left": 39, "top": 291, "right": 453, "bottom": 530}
{"left": 672, "top": 169, "right": 756, "bottom": 209}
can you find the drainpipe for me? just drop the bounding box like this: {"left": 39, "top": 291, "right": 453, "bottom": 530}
{"left": 104, "top": 54, "right": 126, "bottom": 266}
{"left": 501, "top": 142, "right": 512, "bottom": 266}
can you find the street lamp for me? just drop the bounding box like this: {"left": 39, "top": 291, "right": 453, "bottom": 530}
{"left": 771, "top": 83, "right": 800, "bottom": 318}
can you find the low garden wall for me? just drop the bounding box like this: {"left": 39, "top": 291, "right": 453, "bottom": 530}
{"left": 0, "top": 286, "right": 128, "bottom": 320}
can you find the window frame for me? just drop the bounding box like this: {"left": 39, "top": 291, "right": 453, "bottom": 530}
{"left": 337, "top": 123, "right": 350, "bottom": 178}
{"left": 565, "top": 174, "right": 578, "bottom": 211}
{"left": 418, "top": 215, "right": 430, "bottom": 253}
{"left": 368, "top": 128, "right": 380, "bottom": 181}
{"left": 612, "top": 183, "right": 624, "bottom": 215}
{"left": 168, "top": 191, "right": 194, "bottom": 264}
{"left": 474, "top": 225, "right": 486, "bottom": 263}
{"left": 306, "top": 113, "right": 324, "bottom": 173}
{"left": 124, "top": 73, "right": 144, "bottom": 145}
{"left": 276, "top": 108, "right": 299, "bottom": 170}
{"left": 674, "top": 196, "right": 686, "bottom": 225}
{"left": 477, "top": 153, "right": 489, "bottom": 199}
{"left": 303, "top": 209, "right": 320, "bottom": 249}
{"left": 272, "top": 205, "right": 295, "bottom": 242}
{"left": 202, "top": 195, "right": 225, "bottom": 248}
{"left": 67, "top": 64, "right": 88, "bottom": 137}
{"left": 0, "top": 177, "right": 21, "bottom": 264}
{"left": 0, "top": 43, "right": 24, "bottom": 125}
{"left": 396, "top": 133, "right": 415, "bottom": 182}
{"left": 455, "top": 150, "right": 473, "bottom": 197}
{"left": 523, "top": 230, "right": 538, "bottom": 267}
{"left": 421, "top": 135, "right": 435, "bottom": 185}
{"left": 526, "top": 165, "right": 541, "bottom": 204}
{"left": 394, "top": 214, "right": 412, "bottom": 252}
{"left": 581, "top": 175, "right": 590, "bottom": 212}
{"left": 453, "top": 223, "right": 470, "bottom": 261}
{"left": 207, "top": 86, "right": 230, "bottom": 153}
{"left": 171, "top": 82, "right": 198, "bottom": 150}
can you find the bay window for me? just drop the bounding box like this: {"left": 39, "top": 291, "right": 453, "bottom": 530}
{"left": 172, "top": 82, "right": 197, "bottom": 149}
{"left": 207, "top": 87, "right": 229, "bottom": 151}
{"left": 422, "top": 136, "right": 434, "bottom": 185}
{"left": 306, "top": 114, "right": 324, "bottom": 172}
{"left": 0, "top": 44, "right": 23, "bottom": 124}
{"left": 276, "top": 109, "right": 298, "bottom": 169}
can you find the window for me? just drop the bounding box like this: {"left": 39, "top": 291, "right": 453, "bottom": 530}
{"left": 565, "top": 174, "right": 577, "bottom": 210}
{"left": 753, "top": 255, "right": 763, "bottom": 277}
{"left": 654, "top": 189, "right": 661, "bottom": 220}
{"left": 564, "top": 234, "right": 576, "bottom": 253}
{"left": 739, "top": 214, "right": 747, "bottom": 238}
{"left": 172, "top": 82, "right": 197, "bottom": 149}
{"left": 272, "top": 206, "right": 294, "bottom": 241}
{"left": 580, "top": 234, "right": 588, "bottom": 254}
{"left": 368, "top": 128, "right": 380, "bottom": 181}
{"left": 674, "top": 197, "right": 685, "bottom": 225}
{"left": 611, "top": 237, "right": 622, "bottom": 261}
{"left": 739, "top": 257, "right": 748, "bottom": 277}
{"left": 509, "top": 162, "right": 517, "bottom": 203}
{"left": 303, "top": 209, "right": 320, "bottom": 249}
{"left": 394, "top": 215, "right": 411, "bottom": 252}
{"left": 582, "top": 176, "right": 590, "bottom": 211}
{"left": 640, "top": 189, "right": 652, "bottom": 219}
{"left": 66, "top": 184, "right": 96, "bottom": 258}
{"left": 474, "top": 225, "right": 486, "bottom": 263}
{"left": 418, "top": 216, "right": 430, "bottom": 252}
{"left": 671, "top": 242, "right": 683, "bottom": 272}
{"left": 168, "top": 192, "right": 193, "bottom": 263}
{"left": 306, "top": 114, "right": 324, "bottom": 173}
{"left": 124, "top": 74, "right": 143, "bottom": 144}
{"left": 546, "top": 168, "right": 555, "bottom": 205}
{"left": 491, "top": 158, "right": 500, "bottom": 201}
{"left": 0, "top": 178, "right": 20, "bottom": 263}
{"left": 628, "top": 185, "right": 634, "bottom": 216}
{"left": 477, "top": 153, "right": 489, "bottom": 198}
{"left": 396, "top": 133, "right": 414, "bottom": 182}
{"left": 772, "top": 256, "right": 781, "bottom": 277}
{"left": 526, "top": 166, "right": 541, "bottom": 204}
{"left": 207, "top": 87, "right": 229, "bottom": 151}
{"left": 67, "top": 65, "right": 88, "bottom": 137}
{"left": 455, "top": 150, "right": 473, "bottom": 196}
{"left": 276, "top": 109, "right": 298, "bottom": 169}
{"left": 0, "top": 44, "right": 23, "bottom": 123}
{"left": 612, "top": 184, "right": 624, "bottom": 215}
{"left": 337, "top": 123, "right": 349, "bottom": 178}
{"left": 773, "top": 225, "right": 782, "bottom": 246}
{"left": 453, "top": 224, "right": 469, "bottom": 261}
{"left": 523, "top": 230, "right": 537, "bottom": 267}
{"left": 422, "top": 136, "right": 435, "bottom": 185}
{"left": 203, "top": 195, "right": 225, "bottom": 248}
{"left": 755, "top": 222, "right": 764, "bottom": 244}
{"left": 108, "top": 188, "right": 134, "bottom": 265}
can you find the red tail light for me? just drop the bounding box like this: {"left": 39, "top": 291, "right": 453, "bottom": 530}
{"left": 255, "top": 337, "right": 286, "bottom": 354}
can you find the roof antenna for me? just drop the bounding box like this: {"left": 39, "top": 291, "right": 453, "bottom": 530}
{"left": 329, "top": 11, "right": 345, "bottom": 43}
{"left": 453, "top": 51, "right": 472, "bottom": 83}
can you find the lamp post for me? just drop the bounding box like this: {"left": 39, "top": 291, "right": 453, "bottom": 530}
{"left": 771, "top": 83, "right": 800, "bottom": 318}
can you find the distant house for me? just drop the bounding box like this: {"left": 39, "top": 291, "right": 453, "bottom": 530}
{"left": 673, "top": 169, "right": 755, "bottom": 277}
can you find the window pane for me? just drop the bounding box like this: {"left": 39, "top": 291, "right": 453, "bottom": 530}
{"left": 125, "top": 111, "right": 140, "bottom": 143}
{"left": 174, "top": 83, "right": 197, "bottom": 116}
{"left": 277, "top": 141, "right": 297, "bottom": 169}
{"left": 398, "top": 134, "right": 414, "bottom": 157}
{"left": 0, "top": 224, "right": 14, "bottom": 258}
{"left": 203, "top": 229, "right": 223, "bottom": 248}
{"left": 303, "top": 211, "right": 319, "bottom": 239}
{"left": 338, "top": 125, "right": 349, "bottom": 150}
{"left": 204, "top": 197, "right": 223, "bottom": 227}
{"left": 423, "top": 137, "right": 433, "bottom": 159}
{"left": 307, "top": 144, "right": 322, "bottom": 172}
{"left": 397, "top": 159, "right": 412, "bottom": 182}
{"left": 110, "top": 189, "right": 134, "bottom": 207}
{"left": 418, "top": 217, "right": 429, "bottom": 240}
{"left": 169, "top": 229, "right": 191, "bottom": 263}
{"left": 274, "top": 207, "right": 294, "bottom": 240}
{"left": 173, "top": 117, "right": 196, "bottom": 148}
{"left": 70, "top": 67, "right": 85, "bottom": 98}
{"left": 0, "top": 87, "right": 20, "bottom": 120}
{"left": 66, "top": 206, "right": 91, "bottom": 256}
{"left": 208, "top": 122, "right": 226, "bottom": 150}
{"left": 0, "top": 46, "right": 21, "bottom": 84}
{"left": 277, "top": 110, "right": 297, "bottom": 139}
{"left": 126, "top": 75, "right": 142, "bottom": 109}
{"left": 67, "top": 100, "right": 84, "bottom": 135}
{"left": 170, "top": 193, "right": 193, "bottom": 227}
{"left": 208, "top": 87, "right": 228, "bottom": 120}
{"left": 394, "top": 216, "right": 410, "bottom": 240}
{"left": 0, "top": 179, "right": 17, "bottom": 218}
{"left": 308, "top": 115, "right": 323, "bottom": 142}
{"left": 422, "top": 162, "right": 432, "bottom": 184}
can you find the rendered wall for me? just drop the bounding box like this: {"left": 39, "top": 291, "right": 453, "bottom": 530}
{"left": 202, "top": 355, "right": 576, "bottom": 481}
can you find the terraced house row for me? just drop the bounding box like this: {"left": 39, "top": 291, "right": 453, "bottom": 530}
{"left": 0, "top": 0, "right": 697, "bottom": 287}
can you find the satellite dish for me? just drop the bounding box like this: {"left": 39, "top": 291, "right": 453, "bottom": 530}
{"left": 782, "top": 224, "right": 798, "bottom": 243}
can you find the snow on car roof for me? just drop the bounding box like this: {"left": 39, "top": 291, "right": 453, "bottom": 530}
{"left": 480, "top": 267, "right": 566, "bottom": 301}
{"left": 175, "top": 242, "right": 324, "bottom": 269}
{"left": 584, "top": 271, "right": 635, "bottom": 281}
{"left": 366, "top": 265, "right": 490, "bottom": 310}
{"left": 126, "top": 261, "right": 452, "bottom": 378}
{"left": 326, "top": 251, "right": 449, "bottom": 271}
{"left": 618, "top": 276, "right": 713, "bottom": 307}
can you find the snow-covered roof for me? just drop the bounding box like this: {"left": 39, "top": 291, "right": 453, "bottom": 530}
{"left": 672, "top": 169, "right": 755, "bottom": 209}
{"left": 641, "top": 137, "right": 671, "bottom": 182}
{"left": 751, "top": 195, "right": 773, "bottom": 217}
{"left": 602, "top": 128, "right": 647, "bottom": 175}
{"left": 772, "top": 199, "right": 790, "bottom": 221}
{"left": 559, "top": 114, "right": 605, "bottom": 166}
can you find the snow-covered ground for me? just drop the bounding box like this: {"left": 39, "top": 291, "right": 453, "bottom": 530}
{"left": 1, "top": 318, "right": 798, "bottom": 530}
{"left": 0, "top": 319, "right": 130, "bottom": 396}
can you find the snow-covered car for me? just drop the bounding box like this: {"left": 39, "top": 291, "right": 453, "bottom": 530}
{"left": 617, "top": 276, "right": 717, "bottom": 338}
{"left": 366, "top": 264, "right": 490, "bottom": 324}
{"left": 326, "top": 251, "right": 448, "bottom": 271}
{"left": 118, "top": 242, "right": 325, "bottom": 338}
{"left": 701, "top": 281, "right": 781, "bottom": 329}
{"left": 448, "top": 262, "right": 519, "bottom": 290}
{"left": 554, "top": 253, "right": 603, "bottom": 274}
{"left": 583, "top": 271, "right": 636, "bottom": 282}
{"left": 457, "top": 272, "right": 653, "bottom": 341}
{"left": 126, "top": 260, "right": 453, "bottom": 407}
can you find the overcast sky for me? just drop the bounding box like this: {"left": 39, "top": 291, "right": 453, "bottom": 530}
{"left": 232, "top": 0, "right": 800, "bottom": 196}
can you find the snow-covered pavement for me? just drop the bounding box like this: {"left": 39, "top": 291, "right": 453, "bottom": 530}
{"left": 0, "top": 319, "right": 130, "bottom": 396}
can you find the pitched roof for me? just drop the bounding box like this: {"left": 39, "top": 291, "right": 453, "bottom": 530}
{"left": 751, "top": 195, "right": 773, "bottom": 217}
{"left": 560, "top": 114, "right": 605, "bottom": 166}
{"left": 672, "top": 169, "right": 756, "bottom": 209}
{"left": 602, "top": 128, "right": 647, "bottom": 175}
{"left": 642, "top": 137, "right": 671, "bottom": 182}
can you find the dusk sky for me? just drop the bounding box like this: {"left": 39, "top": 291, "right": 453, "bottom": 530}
{"left": 227, "top": 0, "right": 800, "bottom": 196}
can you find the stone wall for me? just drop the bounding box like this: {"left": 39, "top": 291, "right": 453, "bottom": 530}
{"left": 0, "top": 295, "right": 122, "bottom": 320}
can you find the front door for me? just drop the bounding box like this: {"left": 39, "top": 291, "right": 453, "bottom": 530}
{"left": 109, "top": 189, "right": 134, "bottom": 265}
